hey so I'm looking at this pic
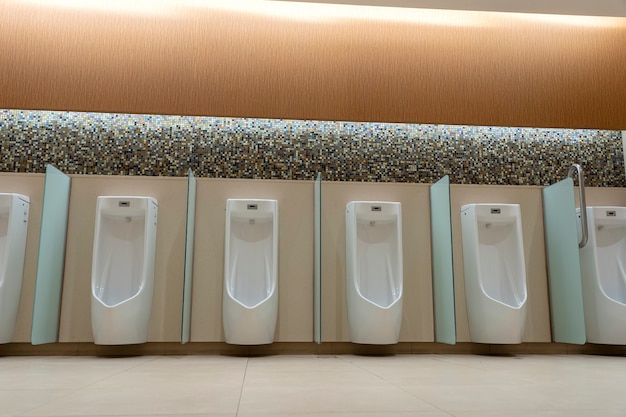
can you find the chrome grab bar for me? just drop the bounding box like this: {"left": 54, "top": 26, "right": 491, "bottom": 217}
{"left": 568, "top": 163, "right": 588, "bottom": 248}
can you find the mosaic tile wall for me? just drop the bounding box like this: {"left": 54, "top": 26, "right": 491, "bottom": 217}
{"left": 0, "top": 109, "right": 623, "bottom": 187}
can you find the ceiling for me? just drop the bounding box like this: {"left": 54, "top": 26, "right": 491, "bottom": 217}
{"left": 275, "top": 0, "right": 626, "bottom": 17}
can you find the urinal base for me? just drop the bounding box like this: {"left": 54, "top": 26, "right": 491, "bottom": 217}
{"left": 467, "top": 304, "right": 526, "bottom": 345}
{"left": 350, "top": 339, "right": 399, "bottom": 346}
{"left": 468, "top": 328, "right": 525, "bottom": 345}
{"left": 469, "top": 339, "right": 523, "bottom": 345}
{"left": 347, "top": 299, "right": 403, "bottom": 345}
{"left": 93, "top": 330, "right": 149, "bottom": 346}
{"left": 91, "top": 297, "right": 152, "bottom": 346}
{"left": 586, "top": 338, "right": 626, "bottom": 345}
{"left": 586, "top": 323, "right": 626, "bottom": 345}
{"left": 224, "top": 340, "right": 274, "bottom": 346}
{"left": 223, "top": 294, "right": 278, "bottom": 346}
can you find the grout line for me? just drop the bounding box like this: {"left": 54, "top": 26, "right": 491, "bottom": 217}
{"left": 336, "top": 355, "right": 457, "bottom": 417}
{"left": 235, "top": 357, "right": 249, "bottom": 417}
{"left": 13, "top": 356, "right": 163, "bottom": 417}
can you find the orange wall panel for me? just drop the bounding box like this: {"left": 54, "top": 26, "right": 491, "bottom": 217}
{"left": 1, "top": 3, "right": 625, "bottom": 129}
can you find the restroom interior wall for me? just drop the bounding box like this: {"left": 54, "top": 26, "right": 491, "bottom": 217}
{"left": 1, "top": 3, "right": 625, "bottom": 129}
{"left": 3, "top": 172, "right": 625, "bottom": 347}
{"left": 0, "top": 174, "right": 44, "bottom": 343}
{"left": 450, "top": 185, "right": 552, "bottom": 343}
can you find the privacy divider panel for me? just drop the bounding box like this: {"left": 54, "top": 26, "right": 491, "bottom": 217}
{"left": 1, "top": 110, "right": 623, "bottom": 187}
{"left": 314, "top": 173, "right": 322, "bottom": 344}
{"left": 430, "top": 176, "right": 456, "bottom": 345}
{"left": 31, "top": 165, "right": 71, "bottom": 345}
{"left": 182, "top": 169, "right": 196, "bottom": 344}
{"left": 542, "top": 179, "right": 586, "bottom": 344}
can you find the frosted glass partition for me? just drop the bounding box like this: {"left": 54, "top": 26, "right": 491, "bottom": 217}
{"left": 31, "top": 165, "right": 71, "bottom": 345}
{"left": 181, "top": 169, "right": 196, "bottom": 344}
{"left": 314, "top": 172, "right": 322, "bottom": 344}
{"left": 430, "top": 176, "right": 456, "bottom": 345}
{"left": 542, "top": 178, "right": 586, "bottom": 344}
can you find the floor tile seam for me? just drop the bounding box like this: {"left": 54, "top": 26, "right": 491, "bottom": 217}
{"left": 65, "top": 355, "right": 165, "bottom": 390}
{"left": 428, "top": 354, "right": 614, "bottom": 382}
{"left": 235, "top": 357, "right": 249, "bottom": 417}
{"left": 339, "top": 354, "right": 496, "bottom": 380}
{"left": 429, "top": 354, "right": 541, "bottom": 375}
{"left": 13, "top": 355, "right": 167, "bottom": 415}
{"left": 428, "top": 354, "right": 510, "bottom": 370}
{"left": 377, "top": 380, "right": 459, "bottom": 416}
{"left": 334, "top": 355, "right": 457, "bottom": 416}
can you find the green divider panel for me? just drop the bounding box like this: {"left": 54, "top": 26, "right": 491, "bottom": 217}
{"left": 181, "top": 169, "right": 197, "bottom": 344}
{"left": 430, "top": 176, "right": 456, "bottom": 344}
{"left": 314, "top": 173, "right": 322, "bottom": 344}
{"left": 31, "top": 165, "right": 71, "bottom": 345}
{"left": 542, "top": 178, "right": 586, "bottom": 344}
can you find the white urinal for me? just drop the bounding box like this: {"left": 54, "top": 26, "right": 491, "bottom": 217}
{"left": 461, "top": 204, "right": 527, "bottom": 344}
{"left": 346, "top": 201, "right": 403, "bottom": 344}
{"left": 0, "top": 194, "right": 30, "bottom": 344}
{"left": 223, "top": 199, "right": 278, "bottom": 345}
{"left": 578, "top": 206, "right": 626, "bottom": 344}
{"left": 91, "top": 196, "right": 158, "bottom": 345}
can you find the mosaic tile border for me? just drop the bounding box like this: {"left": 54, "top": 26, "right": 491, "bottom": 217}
{"left": 0, "top": 110, "right": 623, "bottom": 187}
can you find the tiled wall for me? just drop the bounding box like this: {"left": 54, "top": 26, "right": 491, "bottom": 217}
{"left": 0, "top": 109, "right": 623, "bottom": 187}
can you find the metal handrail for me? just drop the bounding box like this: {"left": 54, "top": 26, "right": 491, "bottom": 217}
{"left": 568, "top": 163, "right": 588, "bottom": 248}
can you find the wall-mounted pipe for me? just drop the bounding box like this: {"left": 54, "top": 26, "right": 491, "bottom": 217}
{"left": 568, "top": 163, "right": 588, "bottom": 248}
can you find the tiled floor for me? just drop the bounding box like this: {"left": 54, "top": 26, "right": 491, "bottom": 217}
{"left": 1, "top": 354, "right": 625, "bottom": 416}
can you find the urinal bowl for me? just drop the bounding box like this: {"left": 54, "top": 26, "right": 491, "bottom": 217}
{"left": 0, "top": 194, "right": 30, "bottom": 344}
{"left": 346, "top": 201, "right": 403, "bottom": 345}
{"left": 223, "top": 199, "right": 278, "bottom": 345}
{"left": 579, "top": 206, "right": 626, "bottom": 344}
{"left": 461, "top": 204, "right": 528, "bottom": 344}
{"left": 91, "top": 196, "right": 158, "bottom": 345}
